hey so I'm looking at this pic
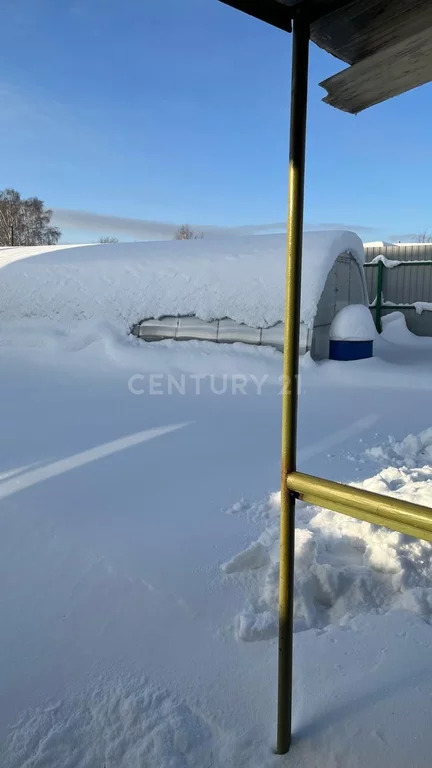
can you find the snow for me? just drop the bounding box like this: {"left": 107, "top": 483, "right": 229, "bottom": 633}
{"left": 0, "top": 243, "right": 87, "bottom": 268}
{"left": 413, "top": 301, "right": 432, "bottom": 314}
{"left": 382, "top": 302, "right": 432, "bottom": 314}
{"left": 329, "top": 304, "right": 376, "bottom": 341}
{"left": 369, "top": 254, "right": 401, "bottom": 268}
{"left": 395, "top": 242, "right": 432, "bottom": 247}
{"left": 223, "top": 464, "right": 432, "bottom": 640}
{"left": 381, "top": 311, "right": 432, "bottom": 347}
{"left": 7, "top": 611, "right": 432, "bottom": 768}
{"left": 0, "top": 231, "right": 364, "bottom": 332}
{"left": 368, "top": 255, "right": 432, "bottom": 268}
{"left": 3, "top": 235, "right": 432, "bottom": 766}
{"left": 6, "top": 674, "right": 220, "bottom": 768}
{"left": 364, "top": 241, "right": 395, "bottom": 247}
{"left": 366, "top": 426, "right": 432, "bottom": 468}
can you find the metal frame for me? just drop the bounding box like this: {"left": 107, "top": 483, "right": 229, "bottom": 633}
{"left": 277, "top": 6, "right": 432, "bottom": 757}
{"left": 277, "top": 7, "right": 309, "bottom": 754}
{"left": 217, "top": 0, "right": 432, "bottom": 756}
{"left": 364, "top": 260, "right": 432, "bottom": 332}
{"left": 374, "top": 258, "right": 384, "bottom": 332}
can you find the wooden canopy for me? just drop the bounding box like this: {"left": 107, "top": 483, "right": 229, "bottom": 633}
{"left": 219, "top": 0, "right": 432, "bottom": 112}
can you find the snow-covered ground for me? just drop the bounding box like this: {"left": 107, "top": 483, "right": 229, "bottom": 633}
{"left": 1, "top": 239, "right": 432, "bottom": 766}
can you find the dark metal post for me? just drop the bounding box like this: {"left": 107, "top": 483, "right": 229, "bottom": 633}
{"left": 277, "top": 8, "right": 309, "bottom": 755}
{"left": 375, "top": 259, "right": 383, "bottom": 332}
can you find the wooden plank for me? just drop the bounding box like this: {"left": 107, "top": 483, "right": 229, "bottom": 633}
{"left": 320, "top": 26, "right": 432, "bottom": 112}
{"left": 311, "top": 0, "right": 432, "bottom": 64}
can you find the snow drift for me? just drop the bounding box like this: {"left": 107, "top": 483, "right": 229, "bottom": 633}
{"left": 222, "top": 444, "right": 432, "bottom": 642}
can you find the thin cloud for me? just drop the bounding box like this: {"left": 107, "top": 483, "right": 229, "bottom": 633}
{"left": 52, "top": 209, "right": 180, "bottom": 240}
{"left": 52, "top": 208, "right": 287, "bottom": 241}
{"left": 52, "top": 208, "right": 379, "bottom": 243}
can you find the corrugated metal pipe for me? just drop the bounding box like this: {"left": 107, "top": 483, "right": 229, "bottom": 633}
{"left": 132, "top": 316, "right": 286, "bottom": 351}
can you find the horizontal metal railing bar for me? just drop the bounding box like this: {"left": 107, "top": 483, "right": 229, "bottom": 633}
{"left": 298, "top": 492, "right": 432, "bottom": 542}
{"left": 287, "top": 471, "right": 432, "bottom": 542}
{"left": 368, "top": 304, "right": 432, "bottom": 310}
{"left": 364, "top": 261, "right": 432, "bottom": 267}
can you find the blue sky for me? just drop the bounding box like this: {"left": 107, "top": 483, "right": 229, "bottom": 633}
{"left": 1, "top": 0, "right": 431, "bottom": 243}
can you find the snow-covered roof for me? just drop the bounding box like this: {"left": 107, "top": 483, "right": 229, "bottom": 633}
{"left": 0, "top": 231, "right": 364, "bottom": 332}
{"left": 0, "top": 243, "right": 87, "bottom": 269}
{"left": 364, "top": 241, "right": 395, "bottom": 248}
{"left": 395, "top": 242, "right": 432, "bottom": 247}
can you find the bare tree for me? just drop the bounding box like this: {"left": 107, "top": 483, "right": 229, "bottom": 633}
{"left": 98, "top": 236, "right": 119, "bottom": 243}
{"left": 174, "top": 224, "right": 203, "bottom": 240}
{"left": 414, "top": 231, "right": 432, "bottom": 243}
{"left": 0, "top": 188, "right": 61, "bottom": 246}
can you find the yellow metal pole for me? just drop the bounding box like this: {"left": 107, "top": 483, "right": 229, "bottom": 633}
{"left": 277, "top": 8, "right": 310, "bottom": 756}
{"left": 287, "top": 471, "right": 432, "bottom": 542}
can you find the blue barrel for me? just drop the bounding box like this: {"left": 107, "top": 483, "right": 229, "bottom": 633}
{"left": 329, "top": 339, "right": 373, "bottom": 361}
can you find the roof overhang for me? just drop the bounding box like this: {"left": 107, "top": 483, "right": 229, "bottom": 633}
{"left": 219, "top": 0, "right": 432, "bottom": 112}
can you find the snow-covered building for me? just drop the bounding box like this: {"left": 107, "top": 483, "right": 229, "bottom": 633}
{"left": 0, "top": 230, "right": 368, "bottom": 360}
{"left": 133, "top": 231, "right": 368, "bottom": 360}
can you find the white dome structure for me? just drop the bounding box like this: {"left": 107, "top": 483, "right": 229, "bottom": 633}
{"left": 0, "top": 231, "right": 368, "bottom": 360}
